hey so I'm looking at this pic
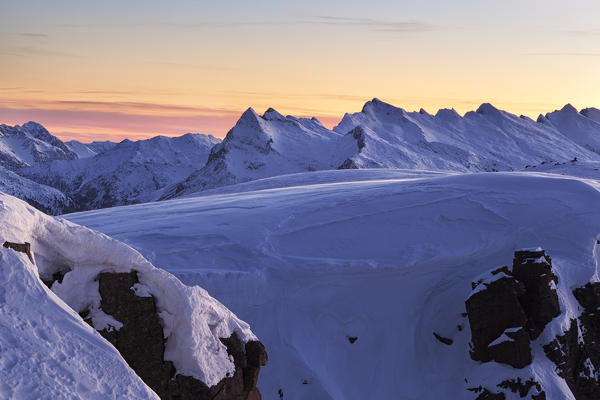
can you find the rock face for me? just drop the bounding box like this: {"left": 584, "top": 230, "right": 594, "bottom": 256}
{"left": 86, "top": 271, "right": 267, "bottom": 400}
{"left": 465, "top": 249, "right": 560, "bottom": 368}
{"left": 544, "top": 282, "right": 600, "bottom": 400}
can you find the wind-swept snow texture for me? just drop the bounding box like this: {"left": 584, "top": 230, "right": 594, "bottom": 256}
{"left": 0, "top": 191, "right": 257, "bottom": 396}
{"left": 68, "top": 169, "right": 600, "bottom": 399}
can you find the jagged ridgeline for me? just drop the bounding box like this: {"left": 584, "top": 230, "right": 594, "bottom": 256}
{"left": 2, "top": 99, "right": 600, "bottom": 213}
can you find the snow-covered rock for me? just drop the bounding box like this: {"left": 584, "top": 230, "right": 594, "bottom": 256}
{"left": 0, "top": 191, "right": 264, "bottom": 397}
{"left": 67, "top": 169, "right": 600, "bottom": 399}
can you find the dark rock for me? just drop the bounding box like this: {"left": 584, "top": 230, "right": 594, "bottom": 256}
{"left": 474, "top": 388, "right": 505, "bottom": 400}
{"left": 433, "top": 332, "right": 453, "bottom": 345}
{"left": 512, "top": 250, "right": 560, "bottom": 339}
{"left": 338, "top": 158, "right": 359, "bottom": 170}
{"left": 85, "top": 271, "right": 267, "bottom": 400}
{"left": 497, "top": 377, "right": 543, "bottom": 397}
{"left": 40, "top": 266, "right": 71, "bottom": 289}
{"left": 486, "top": 327, "right": 532, "bottom": 368}
{"left": 544, "top": 282, "right": 600, "bottom": 400}
{"left": 466, "top": 275, "right": 529, "bottom": 367}
{"left": 466, "top": 249, "right": 560, "bottom": 369}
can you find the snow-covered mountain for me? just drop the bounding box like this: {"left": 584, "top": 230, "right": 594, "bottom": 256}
{"left": 67, "top": 169, "right": 600, "bottom": 399}
{"left": 160, "top": 108, "right": 357, "bottom": 199}
{"left": 0, "top": 191, "right": 266, "bottom": 399}
{"left": 0, "top": 122, "right": 77, "bottom": 170}
{"left": 0, "top": 164, "right": 72, "bottom": 214}
{"left": 4, "top": 100, "right": 600, "bottom": 212}
{"left": 65, "top": 139, "right": 118, "bottom": 158}
{"left": 334, "top": 100, "right": 600, "bottom": 171}
{"left": 22, "top": 133, "right": 220, "bottom": 211}
{"left": 162, "top": 100, "right": 600, "bottom": 199}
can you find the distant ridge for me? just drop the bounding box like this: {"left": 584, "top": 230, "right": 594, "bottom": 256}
{"left": 2, "top": 99, "right": 600, "bottom": 212}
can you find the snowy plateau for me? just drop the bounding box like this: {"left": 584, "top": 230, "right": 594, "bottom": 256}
{"left": 2, "top": 99, "right": 600, "bottom": 399}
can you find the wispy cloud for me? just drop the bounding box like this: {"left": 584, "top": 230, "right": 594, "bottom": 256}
{"left": 522, "top": 52, "right": 600, "bottom": 57}
{"left": 53, "top": 16, "right": 434, "bottom": 34}
{"left": 307, "top": 16, "right": 434, "bottom": 33}
{"left": 146, "top": 60, "right": 240, "bottom": 71}
{"left": 17, "top": 32, "right": 49, "bottom": 39}
{"left": 565, "top": 29, "right": 600, "bottom": 36}
{"left": 0, "top": 105, "right": 241, "bottom": 141}
{"left": 0, "top": 45, "right": 83, "bottom": 58}
{"left": 0, "top": 99, "right": 240, "bottom": 117}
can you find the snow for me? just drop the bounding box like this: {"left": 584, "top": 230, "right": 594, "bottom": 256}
{"left": 22, "top": 132, "right": 220, "bottom": 211}
{"left": 0, "top": 245, "right": 157, "bottom": 399}
{"left": 0, "top": 191, "right": 257, "bottom": 388}
{"left": 161, "top": 99, "right": 600, "bottom": 200}
{"left": 489, "top": 334, "right": 515, "bottom": 347}
{"left": 0, "top": 164, "right": 72, "bottom": 214}
{"left": 66, "top": 169, "right": 600, "bottom": 399}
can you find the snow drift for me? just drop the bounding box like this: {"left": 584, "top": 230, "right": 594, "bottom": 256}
{"left": 68, "top": 169, "right": 600, "bottom": 399}
{"left": 0, "top": 191, "right": 259, "bottom": 394}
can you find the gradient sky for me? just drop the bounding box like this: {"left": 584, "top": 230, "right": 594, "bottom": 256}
{"left": 1, "top": 0, "right": 599, "bottom": 141}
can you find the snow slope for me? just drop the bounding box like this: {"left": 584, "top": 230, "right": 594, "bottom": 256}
{"left": 0, "top": 191, "right": 258, "bottom": 393}
{"left": 66, "top": 169, "right": 600, "bottom": 399}
{"left": 0, "top": 247, "right": 158, "bottom": 400}
{"left": 65, "top": 140, "right": 119, "bottom": 158}
{"left": 0, "top": 164, "right": 72, "bottom": 214}
{"left": 23, "top": 133, "right": 220, "bottom": 211}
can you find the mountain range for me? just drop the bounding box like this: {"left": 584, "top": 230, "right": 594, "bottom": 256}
{"left": 2, "top": 99, "right": 600, "bottom": 213}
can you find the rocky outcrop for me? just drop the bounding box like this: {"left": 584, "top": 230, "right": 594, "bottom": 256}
{"left": 465, "top": 249, "right": 560, "bottom": 369}
{"left": 83, "top": 271, "right": 267, "bottom": 400}
{"left": 544, "top": 283, "right": 600, "bottom": 400}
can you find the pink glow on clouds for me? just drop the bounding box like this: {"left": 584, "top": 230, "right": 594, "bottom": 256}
{"left": 0, "top": 105, "right": 342, "bottom": 142}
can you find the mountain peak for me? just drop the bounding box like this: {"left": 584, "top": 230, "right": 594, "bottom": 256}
{"left": 581, "top": 107, "right": 600, "bottom": 123}
{"left": 476, "top": 103, "right": 501, "bottom": 115}
{"left": 361, "top": 98, "right": 404, "bottom": 115}
{"left": 262, "top": 108, "right": 286, "bottom": 121}
{"left": 560, "top": 103, "right": 578, "bottom": 114}
{"left": 240, "top": 107, "right": 259, "bottom": 118}
{"left": 435, "top": 108, "right": 461, "bottom": 120}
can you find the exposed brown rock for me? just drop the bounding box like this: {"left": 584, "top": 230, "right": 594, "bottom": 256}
{"left": 3, "top": 241, "right": 33, "bottom": 263}
{"left": 83, "top": 271, "right": 267, "bottom": 400}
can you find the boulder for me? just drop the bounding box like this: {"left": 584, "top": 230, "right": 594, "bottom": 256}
{"left": 84, "top": 271, "right": 267, "bottom": 400}
{"left": 465, "top": 249, "right": 559, "bottom": 369}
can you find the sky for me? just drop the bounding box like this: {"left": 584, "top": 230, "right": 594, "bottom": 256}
{"left": 1, "top": 0, "right": 599, "bottom": 141}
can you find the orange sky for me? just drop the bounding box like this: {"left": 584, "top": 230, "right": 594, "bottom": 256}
{"left": 1, "top": 1, "right": 599, "bottom": 142}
